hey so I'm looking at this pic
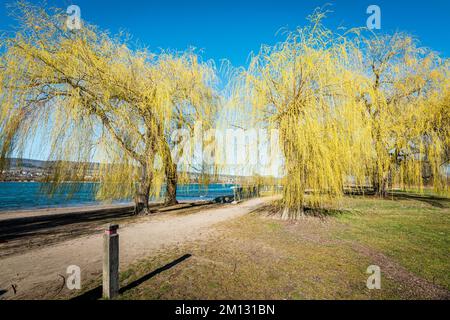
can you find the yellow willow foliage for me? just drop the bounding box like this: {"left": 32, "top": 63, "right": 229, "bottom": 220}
{"left": 241, "top": 12, "right": 449, "bottom": 217}
{"left": 415, "top": 68, "right": 450, "bottom": 194}
{"left": 355, "top": 33, "right": 450, "bottom": 196}
{"left": 0, "top": 2, "right": 218, "bottom": 206}
{"left": 242, "top": 12, "right": 373, "bottom": 217}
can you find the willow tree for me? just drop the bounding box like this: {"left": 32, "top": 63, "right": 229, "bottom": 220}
{"left": 243, "top": 11, "right": 372, "bottom": 218}
{"left": 420, "top": 72, "right": 450, "bottom": 193}
{"left": 356, "top": 32, "right": 449, "bottom": 195}
{"left": 0, "top": 2, "right": 217, "bottom": 213}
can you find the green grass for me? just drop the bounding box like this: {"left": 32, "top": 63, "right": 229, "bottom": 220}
{"left": 336, "top": 193, "right": 450, "bottom": 290}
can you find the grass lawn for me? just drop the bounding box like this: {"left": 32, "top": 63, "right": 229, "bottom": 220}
{"left": 78, "top": 193, "right": 450, "bottom": 300}
{"left": 336, "top": 193, "right": 450, "bottom": 291}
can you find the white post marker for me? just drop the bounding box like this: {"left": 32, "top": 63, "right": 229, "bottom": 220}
{"left": 103, "top": 223, "right": 119, "bottom": 299}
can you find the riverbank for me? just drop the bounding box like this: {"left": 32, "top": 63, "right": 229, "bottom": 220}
{"left": 0, "top": 199, "right": 220, "bottom": 259}
{"left": 0, "top": 203, "right": 134, "bottom": 222}
{"left": 0, "top": 199, "right": 219, "bottom": 222}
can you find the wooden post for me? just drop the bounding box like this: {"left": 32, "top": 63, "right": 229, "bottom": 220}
{"left": 103, "top": 223, "right": 119, "bottom": 299}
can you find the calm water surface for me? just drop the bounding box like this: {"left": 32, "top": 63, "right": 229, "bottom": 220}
{"left": 0, "top": 182, "right": 236, "bottom": 211}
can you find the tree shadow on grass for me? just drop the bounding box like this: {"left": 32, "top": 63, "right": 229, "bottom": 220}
{"left": 302, "top": 207, "right": 353, "bottom": 218}
{"left": 344, "top": 189, "right": 449, "bottom": 209}
{"left": 388, "top": 192, "right": 449, "bottom": 209}
{"left": 71, "top": 254, "right": 192, "bottom": 300}
{"left": 253, "top": 204, "right": 353, "bottom": 220}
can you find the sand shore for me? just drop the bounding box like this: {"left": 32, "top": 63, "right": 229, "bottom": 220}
{"left": 0, "top": 203, "right": 134, "bottom": 222}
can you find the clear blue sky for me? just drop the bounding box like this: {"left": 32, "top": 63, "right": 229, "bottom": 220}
{"left": 1, "top": 0, "right": 449, "bottom": 67}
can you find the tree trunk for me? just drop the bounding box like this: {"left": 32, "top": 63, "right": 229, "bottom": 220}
{"left": 161, "top": 138, "right": 178, "bottom": 206}
{"left": 373, "top": 170, "right": 388, "bottom": 197}
{"left": 165, "top": 161, "right": 178, "bottom": 206}
{"left": 134, "top": 165, "right": 152, "bottom": 215}
{"left": 372, "top": 172, "right": 381, "bottom": 195}
{"left": 134, "top": 190, "right": 150, "bottom": 215}
{"left": 380, "top": 176, "right": 388, "bottom": 197}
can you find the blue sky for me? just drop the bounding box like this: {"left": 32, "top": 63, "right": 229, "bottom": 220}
{"left": 1, "top": 0, "right": 449, "bottom": 67}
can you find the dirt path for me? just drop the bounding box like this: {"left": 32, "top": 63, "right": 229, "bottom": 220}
{"left": 0, "top": 197, "right": 276, "bottom": 300}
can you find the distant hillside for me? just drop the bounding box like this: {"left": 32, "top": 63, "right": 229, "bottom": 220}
{"left": 4, "top": 158, "right": 51, "bottom": 170}
{"left": 4, "top": 158, "right": 100, "bottom": 170}
{"left": 0, "top": 158, "right": 100, "bottom": 182}
{"left": 1, "top": 158, "right": 279, "bottom": 183}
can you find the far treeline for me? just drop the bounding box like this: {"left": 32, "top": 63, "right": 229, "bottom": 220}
{"left": 0, "top": 2, "right": 448, "bottom": 217}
